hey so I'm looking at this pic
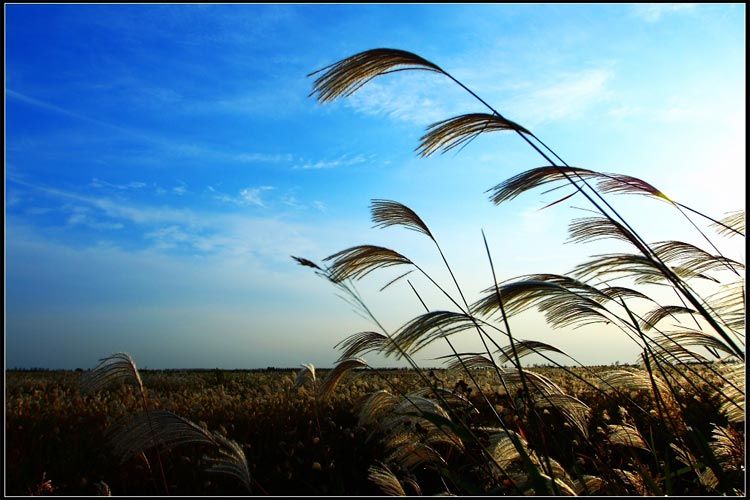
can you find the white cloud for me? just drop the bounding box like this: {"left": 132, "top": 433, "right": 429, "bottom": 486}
{"left": 233, "top": 152, "right": 294, "bottom": 163}
{"left": 65, "top": 205, "right": 124, "bottom": 231}
{"left": 7, "top": 190, "right": 25, "bottom": 208}
{"left": 343, "top": 72, "right": 471, "bottom": 126}
{"left": 294, "top": 154, "right": 369, "bottom": 170}
{"left": 7, "top": 89, "right": 296, "bottom": 167}
{"left": 211, "top": 185, "right": 277, "bottom": 208}
{"left": 192, "top": 90, "right": 305, "bottom": 117}
{"left": 632, "top": 3, "right": 697, "bottom": 22}
{"left": 506, "top": 69, "right": 612, "bottom": 125}
{"left": 240, "top": 186, "right": 274, "bottom": 207}
{"left": 11, "top": 176, "right": 200, "bottom": 227}
{"left": 8, "top": 176, "right": 333, "bottom": 260}
{"left": 281, "top": 194, "right": 304, "bottom": 209}
{"left": 144, "top": 225, "right": 196, "bottom": 249}
{"left": 338, "top": 65, "right": 613, "bottom": 129}
{"left": 90, "top": 178, "right": 148, "bottom": 190}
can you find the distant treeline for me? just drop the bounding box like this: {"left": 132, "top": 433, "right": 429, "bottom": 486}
{"left": 7, "top": 366, "right": 436, "bottom": 373}
{"left": 16, "top": 362, "right": 728, "bottom": 373}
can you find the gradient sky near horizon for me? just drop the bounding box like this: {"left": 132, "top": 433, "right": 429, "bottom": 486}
{"left": 5, "top": 4, "right": 745, "bottom": 369}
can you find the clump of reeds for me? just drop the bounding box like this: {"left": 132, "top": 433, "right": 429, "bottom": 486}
{"left": 79, "top": 353, "right": 253, "bottom": 494}
{"left": 296, "top": 48, "right": 745, "bottom": 496}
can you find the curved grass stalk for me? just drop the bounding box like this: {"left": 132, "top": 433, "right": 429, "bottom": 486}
{"left": 619, "top": 298, "right": 736, "bottom": 489}
{"left": 521, "top": 135, "right": 743, "bottom": 359}
{"left": 473, "top": 270, "right": 744, "bottom": 417}
{"left": 314, "top": 48, "right": 744, "bottom": 358}
{"left": 306, "top": 47, "right": 744, "bottom": 495}
{"left": 709, "top": 210, "right": 745, "bottom": 238}
{"left": 292, "top": 255, "right": 522, "bottom": 491}
{"left": 80, "top": 353, "right": 169, "bottom": 495}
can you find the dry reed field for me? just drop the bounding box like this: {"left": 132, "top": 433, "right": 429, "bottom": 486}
{"left": 6, "top": 48, "right": 745, "bottom": 496}
{"left": 5, "top": 363, "right": 743, "bottom": 495}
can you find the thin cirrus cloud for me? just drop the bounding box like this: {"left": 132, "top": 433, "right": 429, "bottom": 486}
{"left": 172, "top": 182, "right": 188, "bottom": 196}
{"left": 312, "top": 201, "right": 326, "bottom": 212}
{"left": 207, "top": 184, "right": 324, "bottom": 212}
{"left": 233, "top": 152, "right": 294, "bottom": 163}
{"left": 65, "top": 205, "right": 125, "bottom": 231}
{"left": 280, "top": 193, "right": 327, "bottom": 212}
{"left": 90, "top": 178, "right": 148, "bottom": 190}
{"left": 9, "top": 175, "right": 200, "bottom": 227}
{"left": 631, "top": 3, "right": 697, "bottom": 22}
{"left": 7, "top": 89, "right": 297, "bottom": 167}
{"left": 144, "top": 224, "right": 208, "bottom": 251}
{"left": 9, "top": 175, "right": 324, "bottom": 261}
{"left": 182, "top": 85, "right": 308, "bottom": 117}
{"left": 340, "top": 65, "right": 612, "bottom": 128}
{"left": 240, "top": 186, "right": 274, "bottom": 206}
{"left": 294, "top": 153, "right": 370, "bottom": 170}
{"left": 344, "top": 76, "right": 458, "bottom": 126}
{"left": 212, "top": 186, "right": 276, "bottom": 207}
{"left": 503, "top": 68, "right": 612, "bottom": 126}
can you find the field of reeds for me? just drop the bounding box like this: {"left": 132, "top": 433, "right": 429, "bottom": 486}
{"left": 5, "top": 363, "right": 743, "bottom": 496}
{"left": 6, "top": 48, "right": 745, "bottom": 496}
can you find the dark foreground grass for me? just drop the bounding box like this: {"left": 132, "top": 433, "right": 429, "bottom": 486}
{"left": 6, "top": 366, "right": 740, "bottom": 495}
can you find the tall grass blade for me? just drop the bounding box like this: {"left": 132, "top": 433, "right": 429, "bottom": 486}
{"left": 309, "top": 48, "right": 445, "bottom": 103}
{"left": 324, "top": 245, "right": 413, "bottom": 282}
{"left": 418, "top": 113, "right": 530, "bottom": 157}
{"left": 371, "top": 199, "right": 434, "bottom": 239}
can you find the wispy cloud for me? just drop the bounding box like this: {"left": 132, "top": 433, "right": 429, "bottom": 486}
{"left": 505, "top": 69, "right": 612, "bottom": 125}
{"left": 8, "top": 176, "right": 327, "bottom": 260}
{"left": 7, "top": 89, "right": 165, "bottom": 145}
{"left": 339, "top": 65, "right": 612, "bottom": 129}
{"left": 294, "top": 154, "right": 370, "bottom": 170}
{"left": 312, "top": 200, "right": 326, "bottom": 213}
{"left": 144, "top": 224, "right": 202, "bottom": 250}
{"left": 9, "top": 176, "right": 200, "bottom": 226}
{"left": 632, "top": 4, "right": 697, "bottom": 22}
{"left": 7, "top": 190, "right": 25, "bottom": 208}
{"left": 65, "top": 205, "right": 125, "bottom": 231}
{"left": 281, "top": 194, "right": 304, "bottom": 209}
{"left": 649, "top": 89, "right": 744, "bottom": 126}
{"left": 278, "top": 190, "right": 326, "bottom": 212}
{"left": 90, "top": 178, "right": 148, "bottom": 190}
{"left": 232, "top": 152, "right": 294, "bottom": 163}
{"left": 8, "top": 89, "right": 116, "bottom": 129}
{"left": 343, "top": 72, "right": 470, "bottom": 126}
{"left": 240, "top": 186, "right": 274, "bottom": 206}
{"left": 8, "top": 89, "right": 296, "bottom": 167}
{"left": 213, "top": 186, "right": 276, "bottom": 207}
{"left": 184, "top": 85, "right": 307, "bottom": 118}
{"left": 172, "top": 181, "right": 188, "bottom": 196}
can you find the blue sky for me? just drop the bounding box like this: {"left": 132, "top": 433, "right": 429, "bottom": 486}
{"left": 5, "top": 4, "right": 745, "bottom": 369}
